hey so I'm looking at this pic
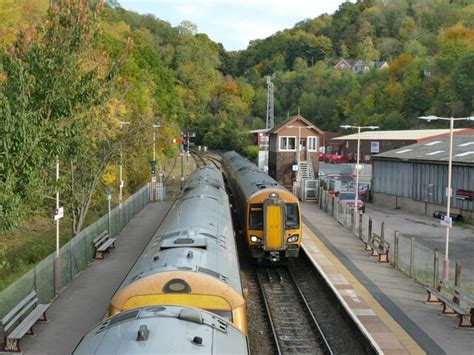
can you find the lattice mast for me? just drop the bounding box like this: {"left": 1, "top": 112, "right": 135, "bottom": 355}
{"left": 266, "top": 76, "right": 274, "bottom": 130}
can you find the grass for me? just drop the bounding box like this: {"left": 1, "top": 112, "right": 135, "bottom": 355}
{"left": 0, "top": 155, "right": 198, "bottom": 292}
{"left": 0, "top": 204, "right": 108, "bottom": 291}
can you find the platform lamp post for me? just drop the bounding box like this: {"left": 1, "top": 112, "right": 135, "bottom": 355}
{"left": 105, "top": 188, "right": 114, "bottom": 237}
{"left": 151, "top": 124, "right": 161, "bottom": 201}
{"left": 418, "top": 115, "right": 474, "bottom": 283}
{"left": 53, "top": 158, "right": 64, "bottom": 295}
{"left": 118, "top": 121, "right": 130, "bottom": 209}
{"left": 340, "top": 125, "right": 379, "bottom": 215}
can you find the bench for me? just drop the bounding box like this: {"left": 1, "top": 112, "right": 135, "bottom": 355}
{"left": 425, "top": 284, "right": 474, "bottom": 327}
{"left": 1, "top": 290, "right": 50, "bottom": 352}
{"left": 93, "top": 231, "right": 116, "bottom": 259}
{"left": 364, "top": 232, "right": 390, "bottom": 262}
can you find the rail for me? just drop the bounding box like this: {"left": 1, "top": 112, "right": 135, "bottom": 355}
{"left": 255, "top": 266, "right": 333, "bottom": 354}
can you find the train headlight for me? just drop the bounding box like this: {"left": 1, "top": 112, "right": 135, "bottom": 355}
{"left": 250, "top": 235, "right": 262, "bottom": 243}
{"left": 287, "top": 234, "right": 299, "bottom": 243}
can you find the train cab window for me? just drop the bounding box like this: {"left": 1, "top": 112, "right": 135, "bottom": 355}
{"left": 206, "top": 309, "right": 233, "bottom": 322}
{"left": 285, "top": 204, "right": 300, "bottom": 229}
{"left": 249, "top": 204, "right": 263, "bottom": 230}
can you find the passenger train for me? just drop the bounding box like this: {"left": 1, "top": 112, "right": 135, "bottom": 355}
{"left": 222, "top": 151, "right": 302, "bottom": 262}
{"left": 74, "top": 166, "right": 248, "bottom": 354}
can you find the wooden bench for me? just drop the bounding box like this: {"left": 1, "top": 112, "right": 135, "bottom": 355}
{"left": 1, "top": 290, "right": 50, "bottom": 352}
{"left": 364, "top": 232, "right": 390, "bottom": 262}
{"left": 93, "top": 231, "right": 116, "bottom": 259}
{"left": 425, "top": 284, "right": 474, "bottom": 328}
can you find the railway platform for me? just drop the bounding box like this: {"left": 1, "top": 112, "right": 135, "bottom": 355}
{"left": 301, "top": 202, "right": 474, "bottom": 355}
{"left": 14, "top": 202, "right": 172, "bottom": 355}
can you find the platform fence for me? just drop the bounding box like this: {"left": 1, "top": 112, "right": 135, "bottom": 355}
{"left": 319, "top": 189, "right": 474, "bottom": 296}
{"left": 0, "top": 184, "right": 150, "bottom": 319}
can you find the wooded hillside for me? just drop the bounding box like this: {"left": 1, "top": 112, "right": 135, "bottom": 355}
{"left": 1, "top": 0, "right": 474, "bottom": 236}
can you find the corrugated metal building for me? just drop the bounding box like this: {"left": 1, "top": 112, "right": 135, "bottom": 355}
{"left": 372, "top": 134, "right": 474, "bottom": 222}
{"left": 332, "top": 129, "right": 474, "bottom": 162}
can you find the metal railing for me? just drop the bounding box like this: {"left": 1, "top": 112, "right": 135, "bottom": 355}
{"left": 0, "top": 185, "right": 150, "bottom": 319}
{"left": 319, "top": 189, "right": 474, "bottom": 296}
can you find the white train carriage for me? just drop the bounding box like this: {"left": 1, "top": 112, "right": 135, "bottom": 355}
{"left": 109, "top": 166, "right": 247, "bottom": 334}
{"left": 74, "top": 305, "right": 248, "bottom": 354}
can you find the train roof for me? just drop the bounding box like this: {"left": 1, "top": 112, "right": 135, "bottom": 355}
{"left": 222, "top": 151, "right": 289, "bottom": 201}
{"left": 73, "top": 306, "right": 248, "bottom": 354}
{"left": 116, "top": 166, "right": 242, "bottom": 295}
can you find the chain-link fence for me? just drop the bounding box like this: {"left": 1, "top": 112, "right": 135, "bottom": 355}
{"left": 0, "top": 184, "right": 150, "bottom": 319}
{"left": 318, "top": 189, "right": 474, "bottom": 297}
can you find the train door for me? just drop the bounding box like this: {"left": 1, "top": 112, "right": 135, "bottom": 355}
{"left": 263, "top": 196, "right": 285, "bottom": 250}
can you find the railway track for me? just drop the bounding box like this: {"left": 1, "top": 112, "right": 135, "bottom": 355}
{"left": 256, "top": 266, "right": 333, "bottom": 355}
{"left": 189, "top": 150, "right": 222, "bottom": 168}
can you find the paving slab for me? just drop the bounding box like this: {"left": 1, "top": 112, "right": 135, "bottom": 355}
{"left": 19, "top": 202, "right": 171, "bottom": 355}
{"left": 302, "top": 202, "right": 474, "bottom": 355}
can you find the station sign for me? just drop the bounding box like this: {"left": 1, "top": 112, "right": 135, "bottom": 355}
{"left": 54, "top": 207, "right": 64, "bottom": 220}
{"left": 371, "top": 141, "right": 380, "bottom": 153}
{"left": 440, "top": 215, "right": 452, "bottom": 228}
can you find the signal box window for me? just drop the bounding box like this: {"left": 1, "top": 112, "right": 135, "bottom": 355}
{"left": 279, "top": 136, "right": 296, "bottom": 151}
{"left": 249, "top": 204, "right": 263, "bottom": 230}
{"left": 285, "top": 204, "right": 300, "bottom": 229}
{"left": 307, "top": 136, "right": 318, "bottom": 151}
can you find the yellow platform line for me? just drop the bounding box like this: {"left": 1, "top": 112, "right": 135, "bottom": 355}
{"left": 303, "top": 224, "right": 425, "bottom": 355}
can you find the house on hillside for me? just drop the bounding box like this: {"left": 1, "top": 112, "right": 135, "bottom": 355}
{"left": 335, "top": 59, "right": 390, "bottom": 73}
{"left": 334, "top": 59, "right": 352, "bottom": 71}
{"left": 267, "top": 115, "right": 323, "bottom": 187}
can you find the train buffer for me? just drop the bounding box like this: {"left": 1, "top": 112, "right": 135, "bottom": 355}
{"left": 93, "top": 231, "right": 116, "bottom": 259}
{"left": 1, "top": 290, "right": 50, "bottom": 352}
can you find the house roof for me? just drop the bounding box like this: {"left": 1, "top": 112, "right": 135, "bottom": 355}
{"left": 269, "top": 115, "right": 323, "bottom": 135}
{"left": 373, "top": 134, "right": 474, "bottom": 165}
{"left": 332, "top": 129, "right": 472, "bottom": 142}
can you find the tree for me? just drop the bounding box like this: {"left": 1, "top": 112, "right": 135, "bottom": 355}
{"left": 357, "top": 36, "right": 380, "bottom": 61}
{"left": 0, "top": 0, "right": 124, "bottom": 232}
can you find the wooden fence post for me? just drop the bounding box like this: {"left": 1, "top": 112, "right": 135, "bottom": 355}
{"left": 410, "top": 237, "right": 415, "bottom": 278}
{"left": 368, "top": 217, "right": 372, "bottom": 242}
{"left": 358, "top": 212, "right": 363, "bottom": 240}
{"left": 455, "top": 262, "right": 461, "bottom": 288}
{"left": 331, "top": 195, "right": 335, "bottom": 217}
{"left": 381, "top": 221, "right": 385, "bottom": 242}
{"left": 433, "top": 248, "right": 439, "bottom": 288}
{"left": 394, "top": 230, "right": 400, "bottom": 269}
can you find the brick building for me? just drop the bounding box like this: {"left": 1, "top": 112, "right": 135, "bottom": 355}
{"left": 268, "top": 115, "right": 323, "bottom": 187}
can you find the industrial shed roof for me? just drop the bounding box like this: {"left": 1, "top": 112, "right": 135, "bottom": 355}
{"left": 332, "top": 129, "right": 471, "bottom": 141}
{"left": 372, "top": 134, "right": 474, "bottom": 165}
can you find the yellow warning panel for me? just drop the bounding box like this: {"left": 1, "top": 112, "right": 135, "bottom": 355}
{"left": 265, "top": 205, "right": 282, "bottom": 249}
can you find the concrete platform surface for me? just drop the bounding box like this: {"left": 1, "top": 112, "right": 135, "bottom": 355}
{"left": 20, "top": 202, "right": 171, "bottom": 355}
{"left": 302, "top": 202, "right": 474, "bottom": 355}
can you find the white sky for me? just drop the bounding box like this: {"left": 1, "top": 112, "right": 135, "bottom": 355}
{"left": 117, "top": 0, "right": 351, "bottom": 50}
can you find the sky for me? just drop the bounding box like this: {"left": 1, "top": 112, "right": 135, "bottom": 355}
{"left": 117, "top": 0, "right": 351, "bottom": 51}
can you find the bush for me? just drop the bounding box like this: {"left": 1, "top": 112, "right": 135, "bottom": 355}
{"left": 242, "top": 145, "right": 259, "bottom": 163}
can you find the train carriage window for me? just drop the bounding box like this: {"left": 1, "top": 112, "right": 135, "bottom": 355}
{"left": 285, "top": 204, "right": 300, "bottom": 229}
{"left": 249, "top": 204, "right": 263, "bottom": 230}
